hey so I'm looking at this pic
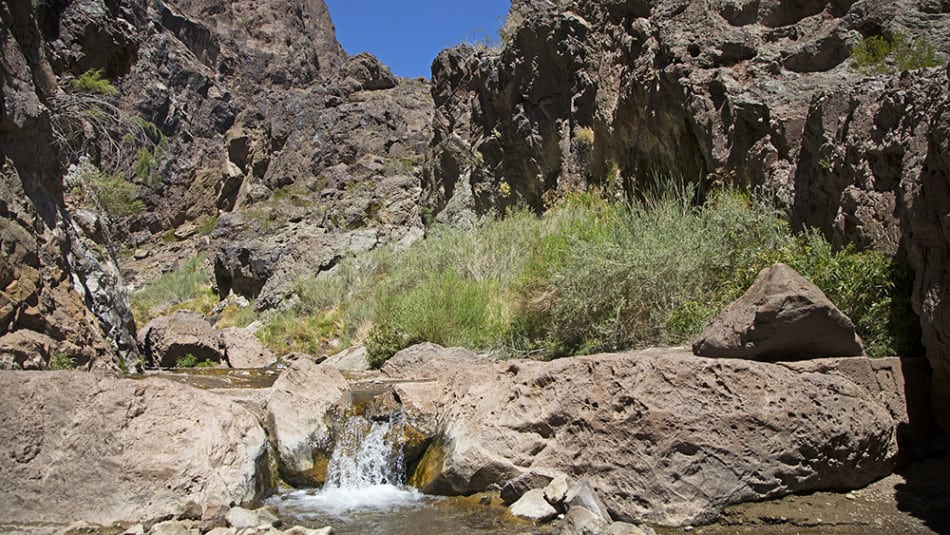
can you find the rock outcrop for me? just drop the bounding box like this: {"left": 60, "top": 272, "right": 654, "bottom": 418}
{"left": 0, "top": 0, "right": 139, "bottom": 371}
{"left": 265, "top": 359, "right": 349, "bottom": 486}
{"left": 693, "top": 263, "right": 865, "bottom": 360}
{"left": 386, "top": 345, "right": 920, "bottom": 526}
{"left": 0, "top": 371, "right": 271, "bottom": 525}
{"left": 423, "top": 0, "right": 950, "bottom": 437}
{"left": 140, "top": 310, "right": 225, "bottom": 368}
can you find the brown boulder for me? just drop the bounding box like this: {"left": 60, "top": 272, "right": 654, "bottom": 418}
{"left": 693, "top": 263, "right": 864, "bottom": 360}
{"left": 220, "top": 327, "right": 276, "bottom": 369}
{"left": 140, "top": 311, "right": 225, "bottom": 368}
{"left": 265, "top": 359, "right": 349, "bottom": 486}
{"left": 403, "top": 347, "right": 899, "bottom": 526}
{"left": 0, "top": 372, "right": 271, "bottom": 525}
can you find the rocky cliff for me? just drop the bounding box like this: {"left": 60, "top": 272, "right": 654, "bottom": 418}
{"left": 1, "top": 0, "right": 432, "bottom": 369}
{"left": 1, "top": 0, "right": 138, "bottom": 371}
{"left": 424, "top": 0, "right": 950, "bottom": 434}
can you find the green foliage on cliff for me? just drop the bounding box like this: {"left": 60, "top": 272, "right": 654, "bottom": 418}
{"left": 70, "top": 69, "right": 118, "bottom": 96}
{"left": 131, "top": 255, "right": 216, "bottom": 326}
{"left": 851, "top": 32, "right": 944, "bottom": 75}
{"left": 79, "top": 166, "right": 145, "bottom": 217}
{"left": 265, "top": 187, "right": 913, "bottom": 366}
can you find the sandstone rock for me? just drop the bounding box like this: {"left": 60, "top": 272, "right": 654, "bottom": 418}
{"left": 500, "top": 467, "right": 567, "bottom": 505}
{"left": 693, "top": 263, "right": 865, "bottom": 360}
{"left": 544, "top": 474, "right": 572, "bottom": 509}
{"left": 565, "top": 481, "right": 612, "bottom": 525}
{"left": 509, "top": 488, "right": 559, "bottom": 522}
{"left": 266, "top": 359, "right": 349, "bottom": 486}
{"left": 140, "top": 311, "right": 225, "bottom": 368}
{"left": 406, "top": 347, "right": 899, "bottom": 526}
{"left": 220, "top": 327, "right": 276, "bottom": 369}
{"left": 322, "top": 344, "right": 370, "bottom": 371}
{"left": 225, "top": 506, "right": 277, "bottom": 529}
{"left": 557, "top": 506, "right": 610, "bottom": 535}
{"left": 0, "top": 372, "right": 271, "bottom": 525}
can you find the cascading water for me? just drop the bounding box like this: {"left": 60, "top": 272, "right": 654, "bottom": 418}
{"left": 270, "top": 390, "right": 526, "bottom": 534}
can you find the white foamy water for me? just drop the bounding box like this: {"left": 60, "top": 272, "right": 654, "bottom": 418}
{"left": 276, "top": 485, "right": 424, "bottom": 518}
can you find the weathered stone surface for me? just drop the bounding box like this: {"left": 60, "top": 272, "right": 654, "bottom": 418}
{"left": 341, "top": 52, "right": 398, "bottom": 92}
{"left": 510, "top": 488, "right": 558, "bottom": 522}
{"left": 0, "top": 372, "right": 271, "bottom": 525}
{"left": 224, "top": 506, "right": 277, "bottom": 529}
{"left": 694, "top": 263, "right": 865, "bottom": 360}
{"left": 266, "top": 359, "right": 348, "bottom": 486}
{"left": 220, "top": 327, "right": 276, "bottom": 369}
{"left": 500, "top": 467, "right": 567, "bottom": 505}
{"left": 322, "top": 344, "right": 370, "bottom": 372}
{"left": 401, "top": 347, "right": 900, "bottom": 526}
{"left": 140, "top": 311, "right": 225, "bottom": 368}
{"left": 544, "top": 474, "right": 572, "bottom": 509}
{"left": 557, "top": 506, "right": 610, "bottom": 535}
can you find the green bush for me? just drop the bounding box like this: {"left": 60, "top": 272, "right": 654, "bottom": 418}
{"left": 851, "top": 32, "right": 943, "bottom": 75}
{"left": 48, "top": 352, "right": 76, "bottom": 370}
{"left": 176, "top": 353, "right": 198, "bottom": 368}
{"left": 70, "top": 69, "right": 118, "bottom": 96}
{"left": 131, "top": 255, "right": 214, "bottom": 325}
{"left": 261, "top": 186, "right": 913, "bottom": 365}
{"left": 82, "top": 167, "right": 145, "bottom": 216}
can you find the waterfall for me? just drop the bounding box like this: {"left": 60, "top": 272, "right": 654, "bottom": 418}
{"left": 275, "top": 408, "right": 422, "bottom": 518}
{"left": 324, "top": 413, "right": 407, "bottom": 490}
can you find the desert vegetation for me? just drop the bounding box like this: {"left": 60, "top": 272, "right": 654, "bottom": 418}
{"left": 246, "top": 187, "right": 913, "bottom": 367}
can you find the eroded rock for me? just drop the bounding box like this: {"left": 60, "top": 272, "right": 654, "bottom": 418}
{"left": 693, "top": 263, "right": 865, "bottom": 360}
{"left": 400, "top": 346, "right": 901, "bottom": 526}
{"left": 139, "top": 311, "right": 225, "bottom": 368}
{"left": 220, "top": 327, "right": 276, "bottom": 369}
{"left": 266, "top": 359, "right": 349, "bottom": 486}
{"left": 0, "top": 372, "right": 271, "bottom": 525}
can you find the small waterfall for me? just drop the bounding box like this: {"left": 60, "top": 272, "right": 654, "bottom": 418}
{"left": 324, "top": 412, "right": 407, "bottom": 490}
{"left": 276, "top": 402, "right": 422, "bottom": 518}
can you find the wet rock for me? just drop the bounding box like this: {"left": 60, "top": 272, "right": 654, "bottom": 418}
{"left": 510, "top": 488, "right": 558, "bottom": 522}
{"left": 693, "top": 263, "right": 865, "bottom": 360}
{"left": 0, "top": 372, "right": 271, "bottom": 525}
{"left": 220, "top": 327, "right": 276, "bottom": 369}
{"left": 139, "top": 311, "right": 225, "bottom": 368}
{"left": 401, "top": 347, "right": 900, "bottom": 526}
{"left": 282, "top": 527, "right": 334, "bottom": 535}
{"left": 266, "top": 359, "right": 349, "bottom": 486}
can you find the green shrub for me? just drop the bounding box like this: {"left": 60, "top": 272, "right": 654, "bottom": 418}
{"left": 176, "top": 353, "right": 198, "bottom": 368}
{"left": 82, "top": 167, "right": 145, "bottom": 216}
{"left": 70, "top": 69, "right": 118, "bottom": 96}
{"left": 131, "top": 255, "right": 213, "bottom": 325}
{"left": 48, "top": 352, "right": 76, "bottom": 370}
{"left": 261, "top": 185, "right": 913, "bottom": 365}
{"left": 851, "top": 33, "right": 944, "bottom": 75}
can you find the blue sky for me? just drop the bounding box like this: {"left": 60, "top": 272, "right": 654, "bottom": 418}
{"left": 325, "top": 0, "right": 511, "bottom": 79}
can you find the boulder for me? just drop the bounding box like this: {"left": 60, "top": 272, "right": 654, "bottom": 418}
{"left": 220, "top": 327, "right": 276, "bottom": 369}
{"left": 693, "top": 263, "right": 865, "bottom": 360}
{"left": 266, "top": 359, "right": 349, "bottom": 486}
{"left": 509, "top": 488, "right": 559, "bottom": 522}
{"left": 341, "top": 52, "right": 398, "bottom": 92}
{"left": 500, "top": 467, "right": 567, "bottom": 505}
{"left": 557, "top": 506, "right": 611, "bottom": 535}
{"left": 322, "top": 344, "right": 370, "bottom": 371}
{"left": 224, "top": 506, "right": 277, "bottom": 529}
{"left": 544, "top": 474, "right": 572, "bottom": 509}
{"left": 140, "top": 311, "right": 225, "bottom": 368}
{"left": 406, "top": 347, "right": 899, "bottom": 526}
{"left": 0, "top": 372, "right": 271, "bottom": 525}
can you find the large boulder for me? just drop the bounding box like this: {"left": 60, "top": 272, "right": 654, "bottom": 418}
{"left": 220, "top": 327, "right": 276, "bottom": 369}
{"left": 693, "top": 263, "right": 865, "bottom": 360}
{"left": 402, "top": 347, "right": 901, "bottom": 526}
{"left": 139, "top": 311, "right": 225, "bottom": 368}
{"left": 265, "top": 359, "right": 349, "bottom": 486}
{"left": 0, "top": 371, "right": 271, "bottom": 525}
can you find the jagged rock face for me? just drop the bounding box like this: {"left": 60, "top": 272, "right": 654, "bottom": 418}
{"left": 423, "top": 0, "right": 950, "bottom": 216}
{"left": 793, "top": 65, "right": 950, "bottom": 434}
{"left": 1, "top": 1, "right": 139, "bottom": 371}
